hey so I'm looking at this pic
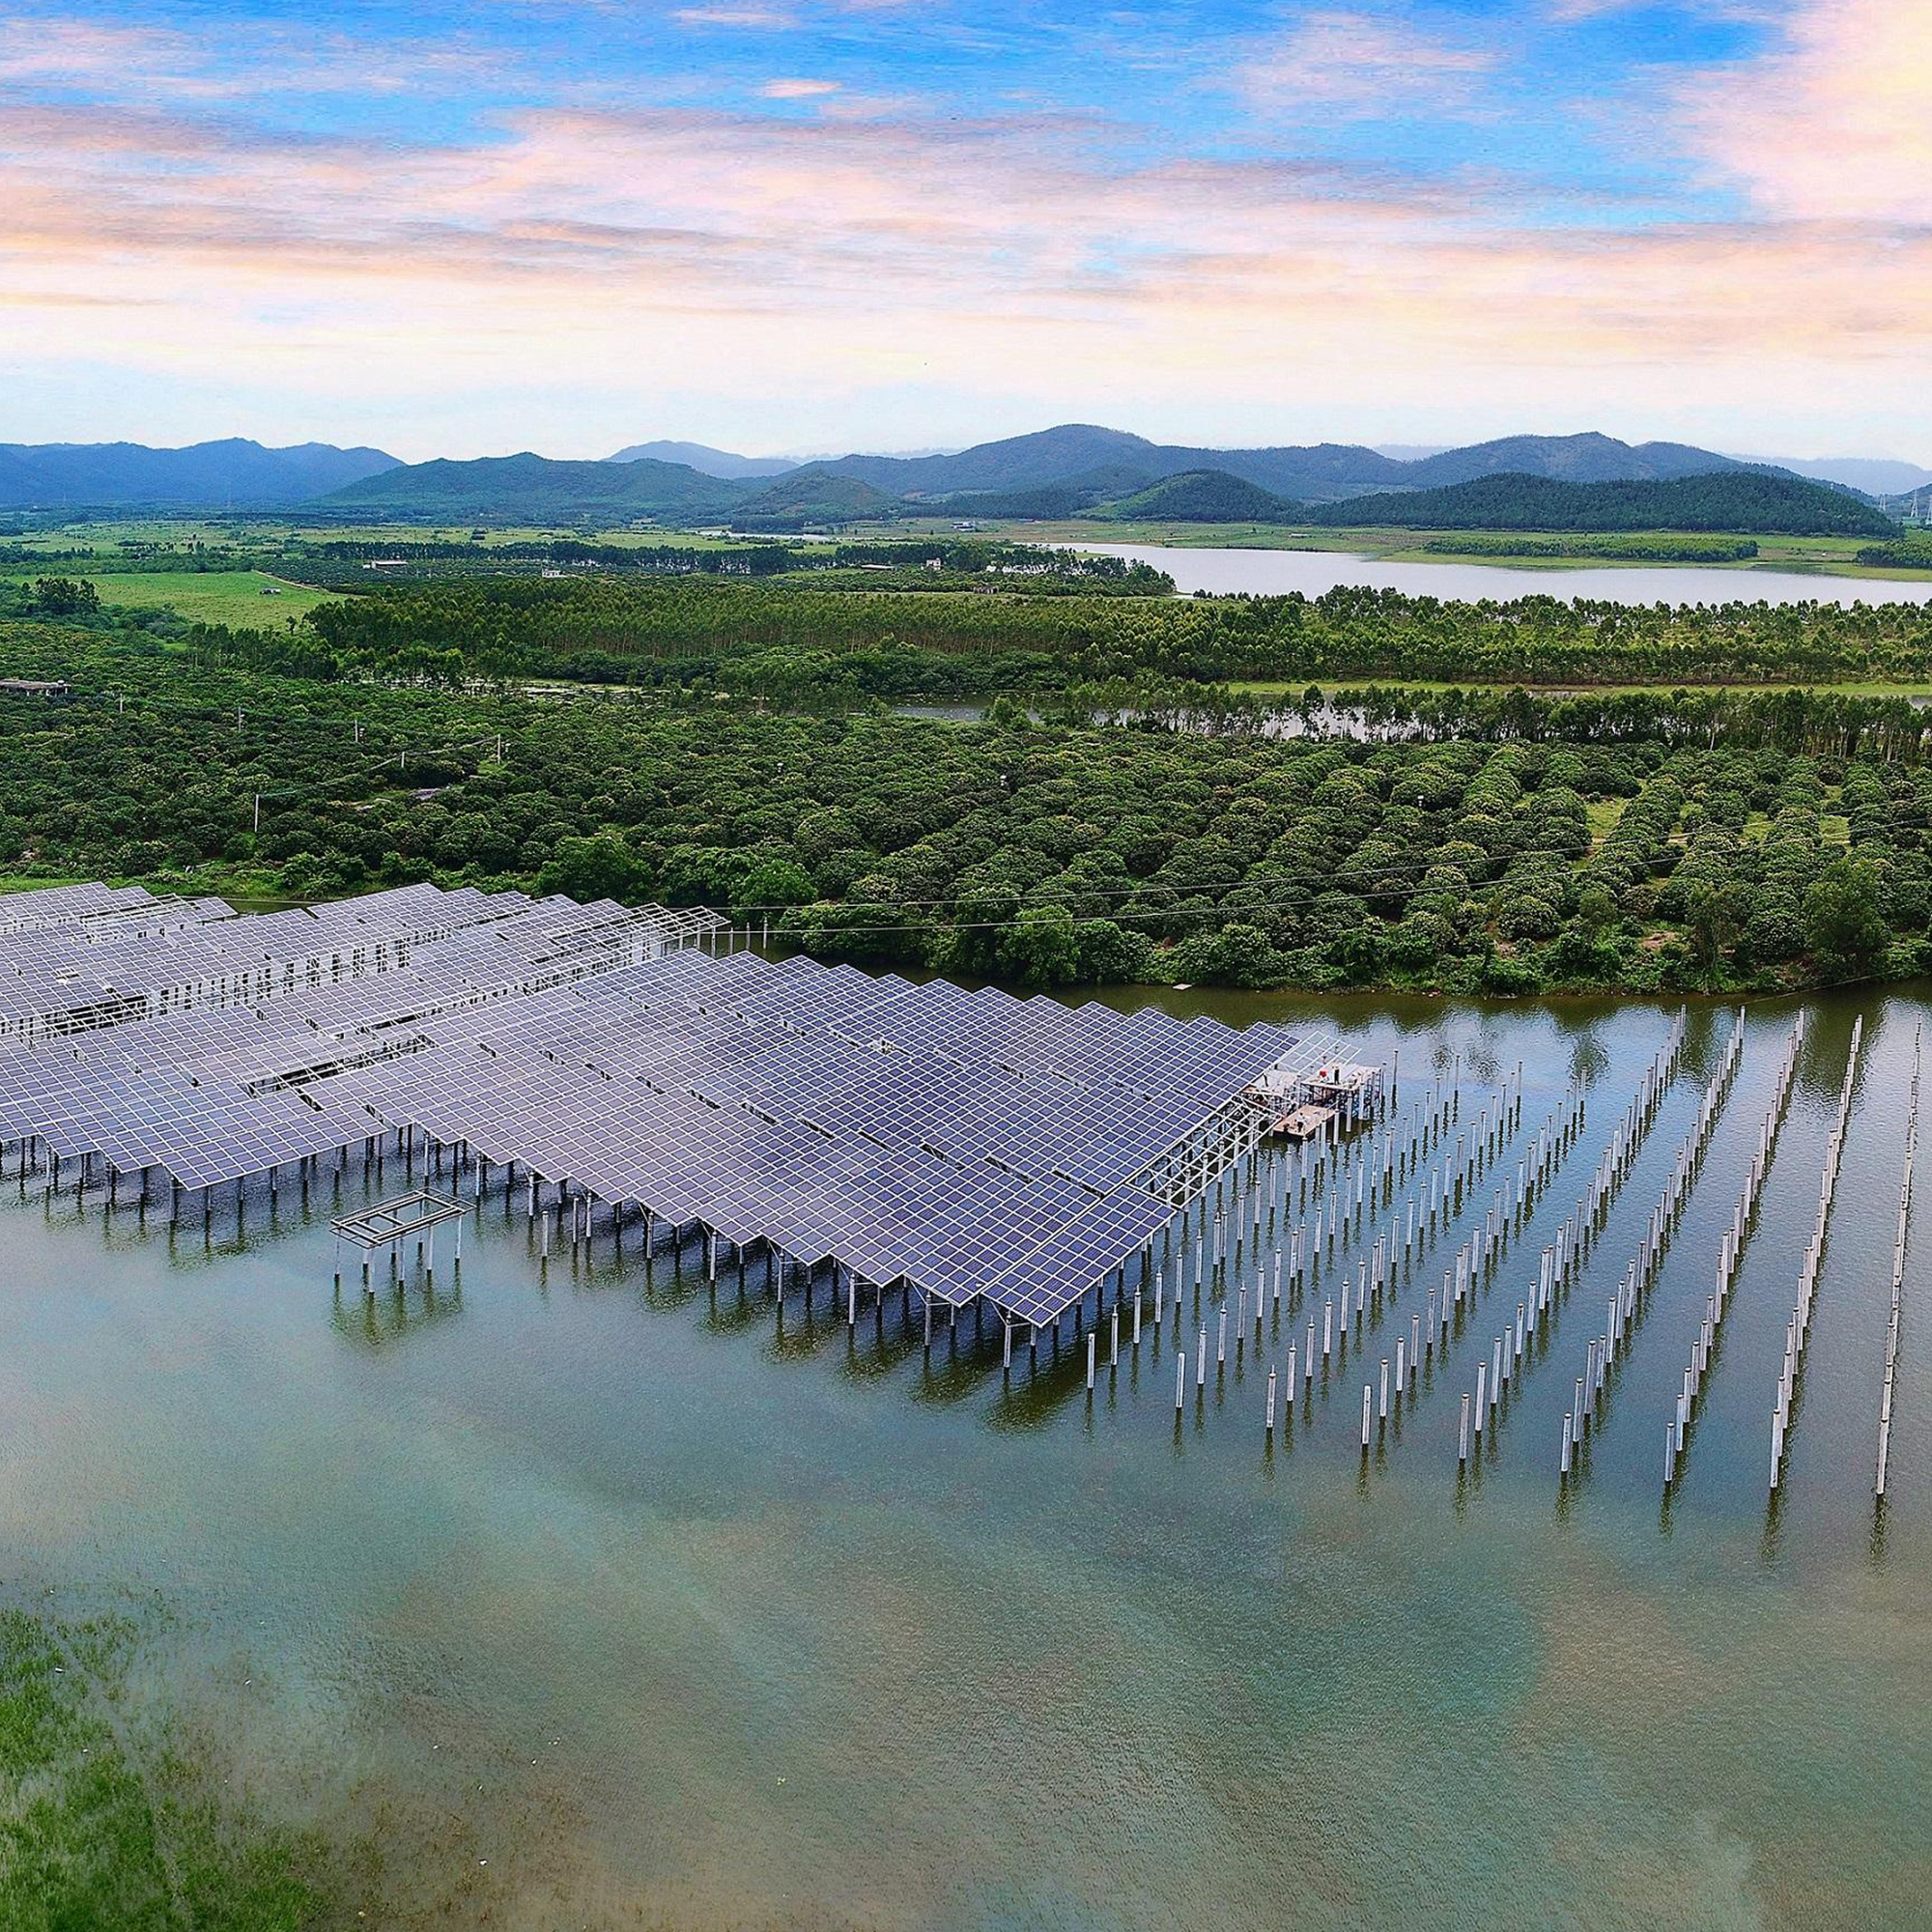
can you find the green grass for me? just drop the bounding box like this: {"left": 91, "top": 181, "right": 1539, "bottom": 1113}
{"left": 0, "top": 1605, "right": 330, "bottom": 1930}
{"left": 14, "top": 517, "right": 766, "bottom": 552}
{"left": 2, "top": 569, "right": 340, "bottom": 630}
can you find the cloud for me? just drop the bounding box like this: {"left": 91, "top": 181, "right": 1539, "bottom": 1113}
{"left": 1544, "top": 2, "right": 1776, "bottom": 18}
{"left": 4, "top": 86, "right": 1922, "bottom": 355}
{"left": 759, "top": 77, "right": 839, "bottom": 98}
{"left": 1680, "top": 0, "right": 1932, "bottom": 224}
{"left": 0, "top": 13, "right": 506, "bottom": 100}
{"left": 1236, "top": 8, "right": 1499, "bottom": 115}
{"left": 0, "top": 1, "right": 1926, "bottom": 453}
{"left": 671, "top": 6, "right": 799, "bottom": 27}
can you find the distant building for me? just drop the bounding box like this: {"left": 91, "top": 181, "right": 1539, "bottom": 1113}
{"left": 0, "top": 678, "right": 71, "bottom": 699}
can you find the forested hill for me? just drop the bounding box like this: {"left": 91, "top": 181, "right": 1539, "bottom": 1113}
{"left": 1099, "top": 469, "right": 1294, "bottom": 523}
{"left": 318, "top": 452, "right": 748, "bottom": 521}
{"left": 1303, "top": 469, "right": 1897, "bottom": 537}
{"left": 730, "top": 466, "right": 896, "bottom": 530}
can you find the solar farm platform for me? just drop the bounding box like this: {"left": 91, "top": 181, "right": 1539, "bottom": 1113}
{"left": 0, "top": 883, "right": 1349, "bottom": 1330}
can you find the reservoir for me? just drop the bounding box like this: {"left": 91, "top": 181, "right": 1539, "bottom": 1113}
{"left": 1074, "top": 541, "right": 1932, "bottom": 608}
{"left": 3, "top": 981, "right": 1927, "bottom": 1927}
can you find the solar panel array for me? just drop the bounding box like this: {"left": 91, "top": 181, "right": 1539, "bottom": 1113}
{"left": 0, "top": 885, "right": 1321, "bottom": 1326}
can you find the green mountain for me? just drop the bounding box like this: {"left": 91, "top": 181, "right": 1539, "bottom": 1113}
{"left": 1099, "top": 469, "right": 1296, "bottom": 523}
{"left": 0, "top": 437, "right": 398, "bottom": 509}
{"left": 1301, "top": 469, "right": 1896, "bottom": 537}
{"left": 730, "top": 466, "right": 896, "bottom": 530}
{"left": 808, "top": 423, "right": 1771, "bottom": 504}
{"left": 937, "top": 464, "right": 1156, "bottom": 520}
{"left": 1393, "top": 433, "right": 1757, "bottom": 489}
{"left": 316, "top": 452, "right": 746, "bottom": 521}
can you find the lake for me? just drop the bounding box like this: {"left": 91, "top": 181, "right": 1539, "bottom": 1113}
{"left": 3, "top": 982, "right": 1928, "bottom": 1927}
{"left": 1074, "top": 542, "right": 1932, "bottom": 608}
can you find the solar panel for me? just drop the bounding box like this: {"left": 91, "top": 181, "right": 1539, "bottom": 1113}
{"left": 0, "top": 883, "right": 1329, "bottom": 1325}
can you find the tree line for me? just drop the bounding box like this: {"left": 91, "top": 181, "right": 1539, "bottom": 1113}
{"left": 235, "top": 574, "right": 1932, "bottom": 691}
{"left": 2, "top": 622, "right": 1927, "bottom": 997}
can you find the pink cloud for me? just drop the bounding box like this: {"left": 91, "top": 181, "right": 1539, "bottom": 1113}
{"left": 1681, "top": 0, "right": 1932, "bottom": 224}
{"left": 0, "top": 13, "right": 505, "bottom": 99}
{"left": 1236, "top": 9, "right": 1498, "bottom": 115}
{"left": 672, "top": 6, "right": 799, "bottom": 27}
{"left": 0, "top": 21, "right": 1927, "bottom": 451}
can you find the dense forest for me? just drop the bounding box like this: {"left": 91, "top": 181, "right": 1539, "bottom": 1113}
{"left": 314, "top": 451, "right": 746, "bottom": 521}
{"left": 257, "top": 574, "right": 1932, "bottom": 692}
{"left": 1415, "top": 534, "right": 1760, "bottom": 562}
{"left": 1857, "top": 533, "right": 1932, "bottom": 568}
{"left": 280, "top": 537, "right": 1175, "bottom": 596}
{"left": 3, "top": 621, "right": 1930, "bottom": 996}
{"left": 1098, "top": 469, "right": 1293, "bottom": 523}
{"left": 1302, "top": 469, "right": 1895, "bottom": 536}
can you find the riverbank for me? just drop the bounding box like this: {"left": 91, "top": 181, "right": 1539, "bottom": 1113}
{"left": 876, "top": 517, "right": 1932, "bottom": 580}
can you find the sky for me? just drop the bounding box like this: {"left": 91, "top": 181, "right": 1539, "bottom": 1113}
{"left": 0, "top": 0, "right": 1928, "bottom": 462}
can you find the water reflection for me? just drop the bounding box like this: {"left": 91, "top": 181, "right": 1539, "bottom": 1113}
{"left": 0, "top": 982, "right": 1925, "bottom": 1929}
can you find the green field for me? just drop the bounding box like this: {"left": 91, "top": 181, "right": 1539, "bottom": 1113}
{"left": 0, "top": 1602, "right": 335, "bottom": 1927}
{"left": 1, "top": 566, "right": 340, "bottom": 629}
{"left": 10, "top": 512, "right": 1928, "bottom": 584}
{"left": 6, "top": 516, "right": 782, "bottom": 553}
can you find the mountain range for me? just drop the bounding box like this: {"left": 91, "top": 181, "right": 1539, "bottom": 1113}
{"left": 0, "top": 426, "right": 1919, "bottom": 526}
{"left": 1737, "top": 456, "right": 1932, "bottom": 497}
{"left": 757, "top": 425, "right": 1776, "bottom": 505}
{"left": 0, "top": 438, "right": 397, "bottom": 509}
{"left": 319, "top": 451, "right": 746, "bottom": 522}
{"left": 602, "top": 439, "right": 793, "bottom": 479}
{"left": 322, "top": 427, "right": 1894, "bottom": 534}
{"left": 619, "top": 430, "right": 1930, "bottom": 500}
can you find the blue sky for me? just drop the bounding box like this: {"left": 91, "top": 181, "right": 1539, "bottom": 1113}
{"left": 1, "top": 1, "right": 1926, "bottom": 460}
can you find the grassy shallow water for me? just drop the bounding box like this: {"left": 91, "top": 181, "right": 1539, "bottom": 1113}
{"left": 1, "top": 987, "right": 1928, "bottom": 1928}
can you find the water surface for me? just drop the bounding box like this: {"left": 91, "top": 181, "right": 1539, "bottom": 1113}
{"left": 2, "top": 985, "right": 1927, "bottom": 1927}
{"left": 1074, "top": 542, "right": 1932, "bottom": 609}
